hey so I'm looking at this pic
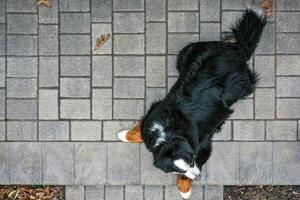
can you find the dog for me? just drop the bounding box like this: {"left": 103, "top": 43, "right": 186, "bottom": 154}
{"left": 118, "top": 7, "right": 266, "bottom": 199}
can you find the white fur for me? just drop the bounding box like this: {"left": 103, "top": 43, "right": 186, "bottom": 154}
{"left": 117, "top": 130, "right": 130, "bottom": 142}
{"left": 179, "top": 189, "right": 192, "bottom": 199}
{"left": 247, "top": 5, "right": 265, "bottom": 17}
{"left": 184, "top": 162, "right": 201, "bottom": 180}
{"left": 150, "top": 122, "right": 167, "bottom": 147}
{"left": 173, "top": 159, "right": 189, "bottom": 172}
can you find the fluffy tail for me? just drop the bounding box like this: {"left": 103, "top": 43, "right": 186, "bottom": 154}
{"left": 225, "top": 7, "right": 267, "bottom": 60}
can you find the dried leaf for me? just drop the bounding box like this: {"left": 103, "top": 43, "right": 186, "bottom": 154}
{"left": 94, "top": 33, "right": 111, "bottom": 51}
{"left": 259, "top": 0, "right": 273, "bottom": 17}
{"left": 37, "top": 0, "right": 50, "bottom": 7}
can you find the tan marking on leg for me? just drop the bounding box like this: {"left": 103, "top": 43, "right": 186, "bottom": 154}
{"left": 125, "top": 122, "right": 143, "bottom": 143}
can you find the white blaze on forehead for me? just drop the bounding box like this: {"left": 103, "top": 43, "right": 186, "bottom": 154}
{"left": 149, "top": 121, "right": 166, "bottom": 147}
{"left": 173, "top": 159, "right": 189, "bottom": 172}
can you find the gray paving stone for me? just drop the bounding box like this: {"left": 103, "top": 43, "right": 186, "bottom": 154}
{"left": 7, "top": 121, "right": 37, "bottom": 141}
{"left": 277, "top": 77, "right": 300, "bottom": 97}
{"left": 165, "top": 185, "right": 184, "bottom": 200}
{"left": 10, "top": 143, "right": 42, "bottom": 184}
{"left": 92, "top": 56, "right": 112, "bottom": 86}
{"left": 255, "top": 88, "right": 275, "bottom": 119}
{"left": 146, "top": 88, "right": 166, "bottom": 111}
{"left": 212, "top": 120, "right": 232, "bottom": 141}
{"left": 75, "top": 143, "right": 106, "bottom": 184}
{"left": 146, "top": 56, "right": 166, "bottom": 87}
{"left": 86, "top": 186, "right": 104, "bottom": 200}
{"left": 65, "top": 186, "right": 84, "bottom": 200}
{"left": 207, "top": 142, "right": 239, "bottom": 184}
{"left": 7, "top": 78, "right": 37, "bottom": 98}
{"left": 7, "top": 57, "right": 38, "bottom": 77}
{"left": 60, "top": 78, "right": 90, "bottom": 98}
{"left": 114, "top": 56, "right": 145, "bottom": 76}
{"left": 39, "top": 89, "right": 58, "bottom": 120}
{"left": 277, "top": 0, "right": 300, "bottom": 10}
{"left": 114, "top": 34, "right": 144, "bottom": 55}
{"left": 266, "top": 121, "right": 297, "bottom": 140}
{"left": 273, "top": 142, "right": 300, "bottom": 184}
{"left": 168, "top": 34, "right": 199, "bottom": 54}
{"left": 239, "top": 142, "right": 272, "bottom": 184}
{"left": 234, "top": 121, "right": 265, "bottom": 140}
{"left": 113, "top": 0, "right": 144, "bottom": 11}
{"left": 189, "top": 186, "right": 204, "bottom": 200}
{"left": 103, "top": 121, "right": 134, "bottom": 141}
{"left": 7, "top": 99, "right": 37, "bottom": 120}
{"left": 39, "top": 25, "right": 58, "bottom": 55}
{"left": 7, "top": 14, "right": 37, "bottom": 34}
{"left": 125, "top": 185, "right": 143, "bottom": 200}
{"left": 222, "top": 11, "right": 243, "bottom": 32}
{"left": 92, "top": 24, "right": 111, "bottom": 54}
{"left": 0, "top": 0, "right": 5, "bottom": 23}
{"left": 91, "top": 0, "right": 111, "bottom": 22}
{"left": 39, "top": 0, "right": 58, "bottom": 24}
{"left": 168, "top": 12, "right": 199, "bottom": 33}
{"left": 92, "top": 89, "right": 112, "bottom": 120}
{"left": 254, "top": 55, "right": 275, "bottom": 87}
{"left": 146, "top": 0, "right": 166, "bottom": 21}
{"left": 200, "top": 0, "right": 220, "bottom": 22}
{"left": 108, "top": 143, "right": 140, "bottom": 184}
{"left": 39, "top": 56, "right": 59, "bottom": 87}
{"left": 7, "top": 0, "right": 36, "bottom": 13}
{"left": 61, "top": 56, "right": 90, "bottom": 76}
{"left": 256, "top": 23, "right": 275, "bottom": 54}
{"left": 39, "top": 121, "right": 69, "bottom": 141}
{"left": 7, "top": 35, "right": 37, "bottom": 56}
{"left": 0, "top": 25, "right": 4, "bottom": 56}
{"left": 60, "top": 35, "right": 90, "bottom": 55}
{"left": 60, "top": 0, "right": 90, "bottom": 11}
{"left": 114, "top": 13, "right": 144, "bottom": 33}
{"left": 105, "top": 186, "right": 124, "bottom": 200}
{"left": 168, "top": 0, "right": 198, "bottom": 10}
{"left": 113, "top": 100, "right": 144, "bottom": 120}
{"left": 0, "top": 58, "right": 5, "bottom": 87}
{"left": 204, "top": 186, "right": 223, "bottom": 200}
{"left": 42, "top": 142, "right": 74, "bottom": 184}
{"left": 277, "top": 33, "right": 300, "bottom": 54}
{"left": 0, "top": 121, "right": 5, "bottom": 141}
{"left": 114, "top": 78, "right": 145, "bottom": 98}
{"left": 71, "top": 121, "right": 101, "bottom": 141}
{"left": 146, "top": 23, "right": 166, "bottom": 54}
{"left": 200, "top": 23, "right": 220, "bottom": 41}
{"left": 0, "top": 143, "right": 9, "bottom": 184}
{"left": 277, "top": 55, "right": 300, "bottom": 75}
{"left": 277, "top": 13, "right": 300, "bottom": 32}
{"left": 144, "top": 186, "right": 163, "bottom": 200}
{"left": 167, "top": 56, "right": 178, "bottom": 76}
{"left": 0, "top": 90, "right": 4, "bottom": 120}
{"left": 277, "top": 99, "right": 300, "bottom": 119}
{"left": 230, "top": 99, "right": 253, "bottom": 119}
{"left": 140, "top": 145, "right": 173, "bottom": 185}
{"left": 60, "top": 99, "right": 90, "bottom": 119}
{"left": 222, "top": 0, "right": 251, "bottom": 10}
{"left": 167, "top": 77, "right": 177, "bottom": 92}
{"left": 60, "top": 13, "right": 90, "bottom": 33}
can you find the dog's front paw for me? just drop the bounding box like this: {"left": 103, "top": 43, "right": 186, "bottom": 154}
{"left": 184, "top": 163, "right": 201, "bottom": 180}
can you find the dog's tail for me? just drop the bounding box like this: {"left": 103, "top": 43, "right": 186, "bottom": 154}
{"left": 225, "top": 6, "right": 267, "bottom": 60}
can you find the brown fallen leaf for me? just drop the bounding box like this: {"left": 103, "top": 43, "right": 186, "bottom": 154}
{"left": 37, "top": 0, "right": 50, "bottom": 7}
{"left": 259, "top": 0, "right": 273, "bottom": 17}
{"left": 94, "top": 33, "right": 111, "bottom": 51}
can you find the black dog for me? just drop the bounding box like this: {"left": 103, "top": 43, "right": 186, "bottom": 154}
{"left": 141, "top": 7, "right": 266, "bottom": 179}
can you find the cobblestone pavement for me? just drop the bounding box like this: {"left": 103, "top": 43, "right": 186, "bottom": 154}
{"left": 0, "top": 0, "right": 300, "bottom": 199}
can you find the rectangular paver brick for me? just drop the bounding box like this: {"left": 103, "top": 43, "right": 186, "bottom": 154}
{"left": 114, "top": 56, "right": 145, "bottom": 76}
{"left": 92, "top": 0, "right": 111, "bottom": 22}
{"left": 39, "top": 56, "right": 59, "bottom": 87}
{"left": 60, "top": 35, "right": 90, "bottom": 55}
{"left": 60, "top": 78, "right": 90, "bottom": 98}
{"left": 61, "top": 56, "right": 90, "bottom": 76}
{"left": 277, "top": 99, "right": 300, "bottom": 119}
{"left": 277, "top": 55, "right": 300, "bottom": 75}
{"left": 234, "top": 121, "right": 265, "bottom": 140}
{"left": 60, "top": 99, "right": 90, "bottom": 119}
{"left": 255, "top": 88, "right": 275, "bottom": 119}
{"left": 7, "top": 57, "right": 38, "bottom": 77}
{"left": 168, "top": 12, "right": 199, "bottom": 33}
{"left": 10, "top": 143, "right": 42, "bottom": 184}
{"left": 277, "top": 33, "right": 300, "bottom": 54}
{"left": 59, "top": 0, "right": 89, "bottom": 11}
{"left": 114, "top": 78, "right": 145, "bottom": 98}
{"left": 7, "top": 0, "right": 37, "bottom": 12}
{"left": 92, "top": 24, "right": 111, "bottom": 54}
{"left": 254, "top": 56, "right": 275, "bottom": 87}
{"left": 7, "top": 121, "right": 37, "bottom": 141}
{"left": 168, "top": 34, "right": 199, "bottom": 54}
{"left": 256, "top": 23, "right": 275, "bottom": 54}
{"left": 146, "top": 56, "right": 166, "bottom": 87}
{"left": 222, "top": 11, "right": 243, "bottom": 32}
{"left": 0, "top": 90, "right": 4, "bottom": 120}
{"left": 39, "top": 0, "right": 58, "bottom": 24}
{"left": 204, "top": 186, "right": 223, "bottom": 200}
{"left": 145, "top": 186, "right": 163, "bottom": 200}
{"left": 108, "top": 143, "right": 140, "bottom": 184}
{"left": 42, "top": 143, "right": 74, "bottom": 184}
{"left": 105, "top": 186, "right": 123, "bottom": 200}
{"left": 0, "top": 143, "right": 9, "bottom": 184}
{"left": 125, "top": 185, "right": 143, "bottom": 200}
{"left": 0, "top": 58, "right": 5, "bottom": 87}
{"left": 0, "top": 25, "right": 5, "bottom": 55}
{"left": 167, "top": 56, "right": 178, "bottom": 76}
{"left": 7, "top": 14, "right": 37, "bottom": 34}
{"left": 113, "top": 99, "right": 144, "bottom": 119}
{"left": 277, "top": 0, "right": 300, "bottom": 10}
{"left": 39, "top": 89, "right": 58, "bottom": 120}
{"left": 200, "top": 23, "right": 220, "bottom": 41}
{"left": 92, "top": 56, "right": 112, "bottom": 86}
{"left": 39, "top": 121, "right": 69, "bottom": 141}
{"left": 61, "top": 13, "right": 90, "bottom": 33}
{"left": 212, "top": 120, "right": 232, "bottom": 141}
{"left": 7, "top": 35, "right": 37, "bottom": 56}
{"left": 266, "top": 121, "right": 297, "bottom": 140}
{"left": 0, "top": 0, "right": 5, "bottom": 23}
{"left": 200, "top": 0, "right": 220, "bottom": 21}
{"left": 39, "top": 25, "right": 59, "bottom": 55}
{"left": 146, "top": 23, "right": 166, "bottom": 54}
{"left": 146, "top": 0, "right": 166, "bottom": 21}
{"left": 7, "top": 99, "right": 37, "bottom": 120}
{"left": 230, "top": 99, "right": 253, "bottom": 119}
{"left": 103, "top": 121, "right": 134, "bottom": 141}
{"left": 114, "top": 34, "right": 144, "bottom": 54}
{"left": 114, "top": 13, "right": 144, "bottom": 33}
{"left": 92, "top": 89, "right": 112, "bottom": 120}
{"left": 277, "top": 13, "right": 300, "bottom": 32}
{"left": 71, "top": 121, "right": 101, "bottom": 141}
{"left": 7, "top": 78, "right": 37, "bottom": 98}
{"left": 168, "top": 0, "right": 198, "bottom": 10}
{"left": 85, "top": 186, "right": 104, "bottom": 200}
{"left": 113, "top": 0, "right": 144, "bottom": 11}
{"left": 75, "top": 143, "right": 106, "bottom": 184}
{"left": 146, "top": 88, "right": 166, "bottom": 111}
{"left": 277, "top": 77, "right": 300, "bottom": 97}
{"left": 0, "top": 122, "right": 5, "bottom": 141}
{"left": 222, "top": 0, "right": 251, "bottom": 10}
{"left": 65, "top": 186, "right": 84, "bottom": 200}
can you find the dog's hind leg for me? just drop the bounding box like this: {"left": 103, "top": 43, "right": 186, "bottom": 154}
{"left": 177, "top": 174, "right": 192, "bottom": 199}
{"left": 117, "top": 122, "right": 144, "bottom": 143}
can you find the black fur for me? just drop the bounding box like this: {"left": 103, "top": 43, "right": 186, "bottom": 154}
{"left": 141, "top": 8, "right": 266, "bottom": 174}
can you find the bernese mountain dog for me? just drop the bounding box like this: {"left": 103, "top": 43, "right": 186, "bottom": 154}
{"left": 118, "top": 6, "right": 267, "bottom": 199}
